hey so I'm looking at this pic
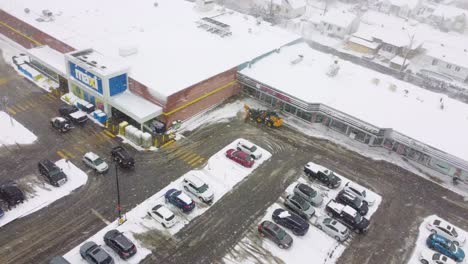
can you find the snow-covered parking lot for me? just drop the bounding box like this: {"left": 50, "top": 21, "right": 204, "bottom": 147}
{"left": 0, "top": 159, "right": 87, "bottom": 228}
{"left": 0, "top": 111, "right": 37, "bottom": 146}
{"left": 63, "top": 138, "right": 272, "bottom": 263}
{"left": 224, "top": 168, "right": 382, "bottom": 264}
{"left": 408, "top": 215, "right": 468, "bottom": 264}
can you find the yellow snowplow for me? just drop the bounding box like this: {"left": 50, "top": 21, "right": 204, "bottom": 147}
{"left": 244, "top": 104, "right": 283, "bottom": 128}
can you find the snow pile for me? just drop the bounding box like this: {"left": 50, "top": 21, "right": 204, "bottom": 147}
{"left": 407, "top": 215, "right": 468, "bottom": 264}
{"left": 0, "top": 111, "right": 37, "bottom": 146}
{"left": 63, "top": 138, "right": 271, "bottom": 263}
{"left": 224, "top": 172, "right": 382, "bottom": 264}
{"left": 0, "top": 159, "right": 87, "bottom": 228}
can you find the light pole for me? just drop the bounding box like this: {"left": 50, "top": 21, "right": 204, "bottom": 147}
{"left": 114, "top": 162, "right": 126, "bottom": 225}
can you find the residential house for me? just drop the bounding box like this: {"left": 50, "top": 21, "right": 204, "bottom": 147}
{"left": 372, "top": 0, "right": 422, "bottom": 18}
{"left": 254, "top": 0, "right": 307, "bottom": 19}
{"left": 428, "top": 4, "right": 467, "bottom": 32}
{"left": 304, "top": 9, "right": 360, "bottom": 39}
{"left": 346, "top": 34, "right": 381, "bottom": 58}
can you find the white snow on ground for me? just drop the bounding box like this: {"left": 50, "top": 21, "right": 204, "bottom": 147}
{"left": 63, "top": 138, "right": 272, "bottom": 263}
{"left": 224, "top": 172, "right": 382, "bottom": 264}
{"left": 0, "top": 111, "right": 37, "bottom": 146}
{"left": 407, "top": 215, "right": 468, "bottom": 264}
{"left": 0, "top": 159, "right": 87, "bottom": 228}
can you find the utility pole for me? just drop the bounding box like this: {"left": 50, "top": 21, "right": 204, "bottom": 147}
{"left": 400, "top": 33, "right": 415, "bottom": 78}
{"left": 114, "top": 162, "right": 126, "bottom": 225}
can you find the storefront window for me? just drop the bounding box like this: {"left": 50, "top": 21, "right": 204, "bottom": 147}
{"left": 300, "top": 111, "right": 312, "bottom": 122}
{"left": 372, "top": 137, "right": 384, "bottom": 146}
{"left": 314, "top": 114, "right": 324, "bottom": 123}
{"left": 329, "top": 119, "right": 348, "bottom": 134}
{"left": 383, "top": 138, "right": 394, "bottom": 149}
{"left": 407, "top": 149, "right": 421, "bottom": 161}
{"left": 284, "top": 104, "right": 296, "bottom": 115}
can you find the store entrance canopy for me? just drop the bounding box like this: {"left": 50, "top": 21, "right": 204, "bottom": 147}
{"left": 110, "top": 91, "right": 162, "bottom": 124}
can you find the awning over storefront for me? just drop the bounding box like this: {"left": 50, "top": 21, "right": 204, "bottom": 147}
{"left": 110, "top": 91, "right": 162, "bottom": 124}
{"left": 27, "top": 45, "right": 67, "bottom": 76}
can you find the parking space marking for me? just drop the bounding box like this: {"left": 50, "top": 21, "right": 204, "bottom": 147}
{"left": 6, "top": 107, "right": 17, "bottom": 115}
{"left": 181, "top": 152, "right": 198, "bottom": 162}
{"left": 25, "top": 100, "right": 37, "bottom": 108}
{"left": 56, "top": 150, "right": 68, "bottom": 159}
{"left": 99, "top": 131, "right": 112, "bottom": 140}
{"left": 178, "top": 150, "right": 194, "bottom": 160}
{"left": 187, "top": 156, "right": 202, "bottom": 166}
{"left": 15, "top": 104, "right": 28, "bottom": 111}
{"left": 62, "top": 149, "right": 75, "bottom": 159}
{"left": 103, "top": 130, "right": 116, "bottom": 138}
{"left": 91, "top": 209, "right": 111, "bottom": 225}
{"left": 73, "top": 145, "right": 86, "bottom": 153}
{"left": 46, "top": 93, "right": 56, "bottom": 99}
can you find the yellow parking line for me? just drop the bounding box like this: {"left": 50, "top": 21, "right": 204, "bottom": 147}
{"left": 177, "top": 151, "right": 194, "bottom": 160}
{"left": 99, "top": 131, "right": 112, "bottom": 140}
{"left": 73, "top": 145, "right": 86, "bottom": 153}
{"left": 103, "top": 130, "right": 116, "bottom": 138}
{"left": 26, "top": 100, "right": 37, "bottom": 107}
{"left": 197, "top": 157, "right": 205, "bottom": 164}
{"left": 15, "top": 104, "right": 28, "bottom": 111}
{"left": 56, "top": 150, "right": 68, "bottom": 159}
{"left": 62, "top": 149, "right": 75, "bottom": 158}
{"left": 95, "top": 133, "right": 106, "bottom": 142}
{"left": 6, "top": 107, "right": 17, "bottom": 115}
{"left": 0, "top": 78, "right": 8, "bottom": 86}
{"left": 46, "top": 93, "right": 56, "bottom": 99}
{"left": 181, "top": 152, "right": 198, "bottom": 162}
{"left": 187, "top": 156, "right": 202, "bottom": 166}
{"left": 10, "top": 105, "right": 23, "bottom": 112}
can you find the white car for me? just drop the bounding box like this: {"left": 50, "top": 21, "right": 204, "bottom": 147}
{"left": 82, "top": 152, "right": 109, "bottom": 173}
{"left": 236, "top": 140, "right": 262, "bottom": 160}
{"left": 148, "top": 204, "right": 177, "bottom": 228}
{"left": 426, "top": 218, "right": 466, "bottom": 246}
{"left": 315, "top": 215, "right": 350, "bottom": 242}
{"left": 182, "top": 174, "right": 214, "bottom": 204}
{"left": 419, "top": 249, "right": 456, "bottom": 264}
{"left": 343, "top": 181, "right": 375, "bottom": 206}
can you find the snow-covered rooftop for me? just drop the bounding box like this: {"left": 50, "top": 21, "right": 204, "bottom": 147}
{"left": 110, "top": 91, "right": 162, "bottom": 123}
{"left": 240, "top": 42, "right": 468, "bottom": 162}
{"left": 320, "top": 10, "right": 357, "bottom": 28}
{"left": 27, "top": 45, "right": 66, "bottom": 76}
{"left": 2, "top": 0, "right": 299, "bottom": 100}
{"left": 387, "top": 0, "right": 420, "bottom": 9}
{"left": 423, "top": 42, "right": 468, "bottom": 69}
{"left": 68, "top": 49, "right": 128, "bottom": 76}
{"left": 348, "top": 37, "right": 380, "bottom": 50}
{"left": 432, "top": 4, "right": 468, "bottom": 18}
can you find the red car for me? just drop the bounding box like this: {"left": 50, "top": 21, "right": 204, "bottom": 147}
{"left": 226, "top": 149, "right": 255, "bottom": 168}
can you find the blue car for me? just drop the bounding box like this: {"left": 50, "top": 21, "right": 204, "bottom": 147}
{"left": 427, "top": 233, "right": 465, "bottom": 262}
{"left": 165, "top": 189, "right": 195, "bottom": 213}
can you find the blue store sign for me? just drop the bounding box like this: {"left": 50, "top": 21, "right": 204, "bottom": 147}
{"left": 69, "top": 62, "right": 103, "bottom": 94}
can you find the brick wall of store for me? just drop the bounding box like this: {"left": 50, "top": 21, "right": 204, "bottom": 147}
{"left": 162, "top": 68, "right": 240, "bottom": 124}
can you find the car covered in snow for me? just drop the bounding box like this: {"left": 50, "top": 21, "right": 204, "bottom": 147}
{"left": 258, "top": 220, "right": 293, "bottom": 249}
{"left": 225, "top": 149, "right": 254, "bottom": 168}
{"left": 236, "top": 140, "right": 262, "bottom": 160}
{"left": 325, "top": 200, "right": 369, "bottom": 233}
{"left": 79, "top": 241, "right": 114, "bottom": 264}
{"left": 284, "top": 194, "right": 315, "bottom": 220}
{"left": 182, "top": 174, "right": 214, "bottom": 204}
{"left": 426, "top": 233, "right": 465, "bottom": 262}
{"left": 271, "top": 208, "right": 309, "bottom": 236}
{"left": 38, "top": 159, "right": 68, "bottom": 187}
{"left": 165, "top": 189, "right": 195, "bottom": 213}
{"left": 83, "top": 152, "right": 109, "bottom": 173}
{"left": 50, "top": 117, "right": 71, "bottom": 133}
{"left": 335, "top": 189, "right": 368, "bottom": 216}
{"left": 343, "top": 181, "right": 375, "bottom": 206}
{"left": 426, "top": 218, "right": 466, "bottom": 246}
{"left": 314, "top": 216, "right": 350, "bottom": 242}
{"left": 304, "top": 162, "right": 341, "bottom": 189}
{"left": 59, "top": 104, "right": 88, "bottom": 125}
{"left": 419, "top": 249, "right": 456, "bottom": 264}
{"left": 148, "top": 204, "right": 177, "bottom": 228}
{"left": 0, "top": 182, "right": 24, "bottom": 208}
{"left": 293, "top": 183, "right": 323, "bottom": 206}
{"left": 111, "top": 146, "right": 135, "bottom": 169}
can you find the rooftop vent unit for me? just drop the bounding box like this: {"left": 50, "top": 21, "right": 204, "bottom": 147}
{"left": 196, "top": 17, "right": 232, "bottom": 37}
{"left": 290, "top": 55, "right": 304, "bottom": 65}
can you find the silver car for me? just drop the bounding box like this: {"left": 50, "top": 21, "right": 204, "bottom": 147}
{"left": 293, "top": 183, "right": 323, "bottom": 206}
{"left": 343, "top": 182, "right": 375, "bottom": 206}
{"left": 83, "top": 152, "right": 109, "bottom": 173}
{"left": 315, "top": 216, "right": 350, "bottom": 242}
{"left": 284, "top": 194, "right": 315, "bottom": 220}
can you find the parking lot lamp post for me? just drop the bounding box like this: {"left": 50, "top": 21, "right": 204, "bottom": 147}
{"left": 114, "top": 162, "right": 126, "bottom": 225}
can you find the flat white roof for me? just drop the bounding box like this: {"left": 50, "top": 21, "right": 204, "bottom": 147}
{"left": 432, "top": 4, "right": 468, "bottom": 18}
{"left": 27, "top": 45, "right": 66, "bottom": 76}
{"left": 110, "top": 91, "right": 162, "bottom": 123}
{"left": 423, "top": 42, "right": 468, "bottom": 69}
{"left": 3, "top": 0, "right": 299, "bottom": 100}
{"left": 68, "top": 49, "right": 128, "bottom": 76}
{"left": 240, "top": 42, "right": 468, "bottom": 162}
{"left": 320, "top": 10, "right": 357, "bottom": 28}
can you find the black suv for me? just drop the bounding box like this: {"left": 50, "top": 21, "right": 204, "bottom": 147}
{"left": 104, "top": 229, "right": 137, "bottom": 259}
{"left": 272, "top": 208, "right": 309, "bottom": 236}
{"left": 38, "top": 160, "right": 68, "bottom": 187}
{"left": 59, "top": 105, "right": 88, "bottom": 125}
{"left": 0, "top": 182, "right": 25, "bottom": 209}
{"left": 325, "top": 200, "right": 369, "bottom": 233}
{"left": 336, "top": 189, "right": 369, "bottom": 216}
{"left": 304, "top": 162, "right": 341, "bottom": 189}
{"left": 111, "top": 146, "right": 135, "bottom": 169}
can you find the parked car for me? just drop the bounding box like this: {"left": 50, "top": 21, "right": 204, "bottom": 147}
{"left": 49, "top": 256, "right": 71, "bottom": 264}
{"left": 0, "top": 208, "right": 4, "bottom": 218}
{"left": 419, "top": 249, "right": 456, "bottom": 264}
{"left": 59, "top": 104, "right": 88, "bottom": 125}
{"left": 325, "top": 200, "right": 369, "bottom": 233}
{"left": 426, "top": 218, "right": 466, "bottom": 246}
{"left": 236, "top": 140, "right": 262, "bottom": 159}
{"left": 38, "top": 159, "right": 68, "bottom": 187}
{"left": 0, "top": 182, "right": 25, "bottom": 208}
{"left": 148, "top": 204, "right": 177, "bottom": 228}
{"left": 225, "top": 149, "right": 254, "bottom": 168}
{"left": 79, "top": 241, "right": 114, "bottom": 264}
{"left": 50, "top": 117, "right": 71, "bottom": 133}
{"left": 182, "top": 173, "right": 214, "bottom": 204}
{"left": 104, "top": 229, "right": 137, "bottom": 260}
{"left": 293, "top": 183, "right": 323, "bottom": 206}
{"left": 83, "top": 152, "right": 109, "bottom": 173}
{"left": 258, "top": 220, "right": 293, "bottom": 249}
{"left": 315, "top": 216, "right": 350, "bottom": 242}
{"left": 304, "top": 162, "right": 341, "bottom": 189}
{"left": 336, "top": 189, "right": 368, "bottom": 216}
{"left": 111, "top": 146, "right": 135, "bottom": 169}
{"left": 272, "top": 208, "right": 309, "bottom": 236}
{"left": 426, "top": 233, "right": 465, "bottom": 262}
{"left": 343, "top": 181, "right": 375, "bottom": 206}
{"left": 165, "top": 189, "right": 195, "bottom": 213}
{"left": 284, "top": 194, "right": 315, "bottom": 220}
